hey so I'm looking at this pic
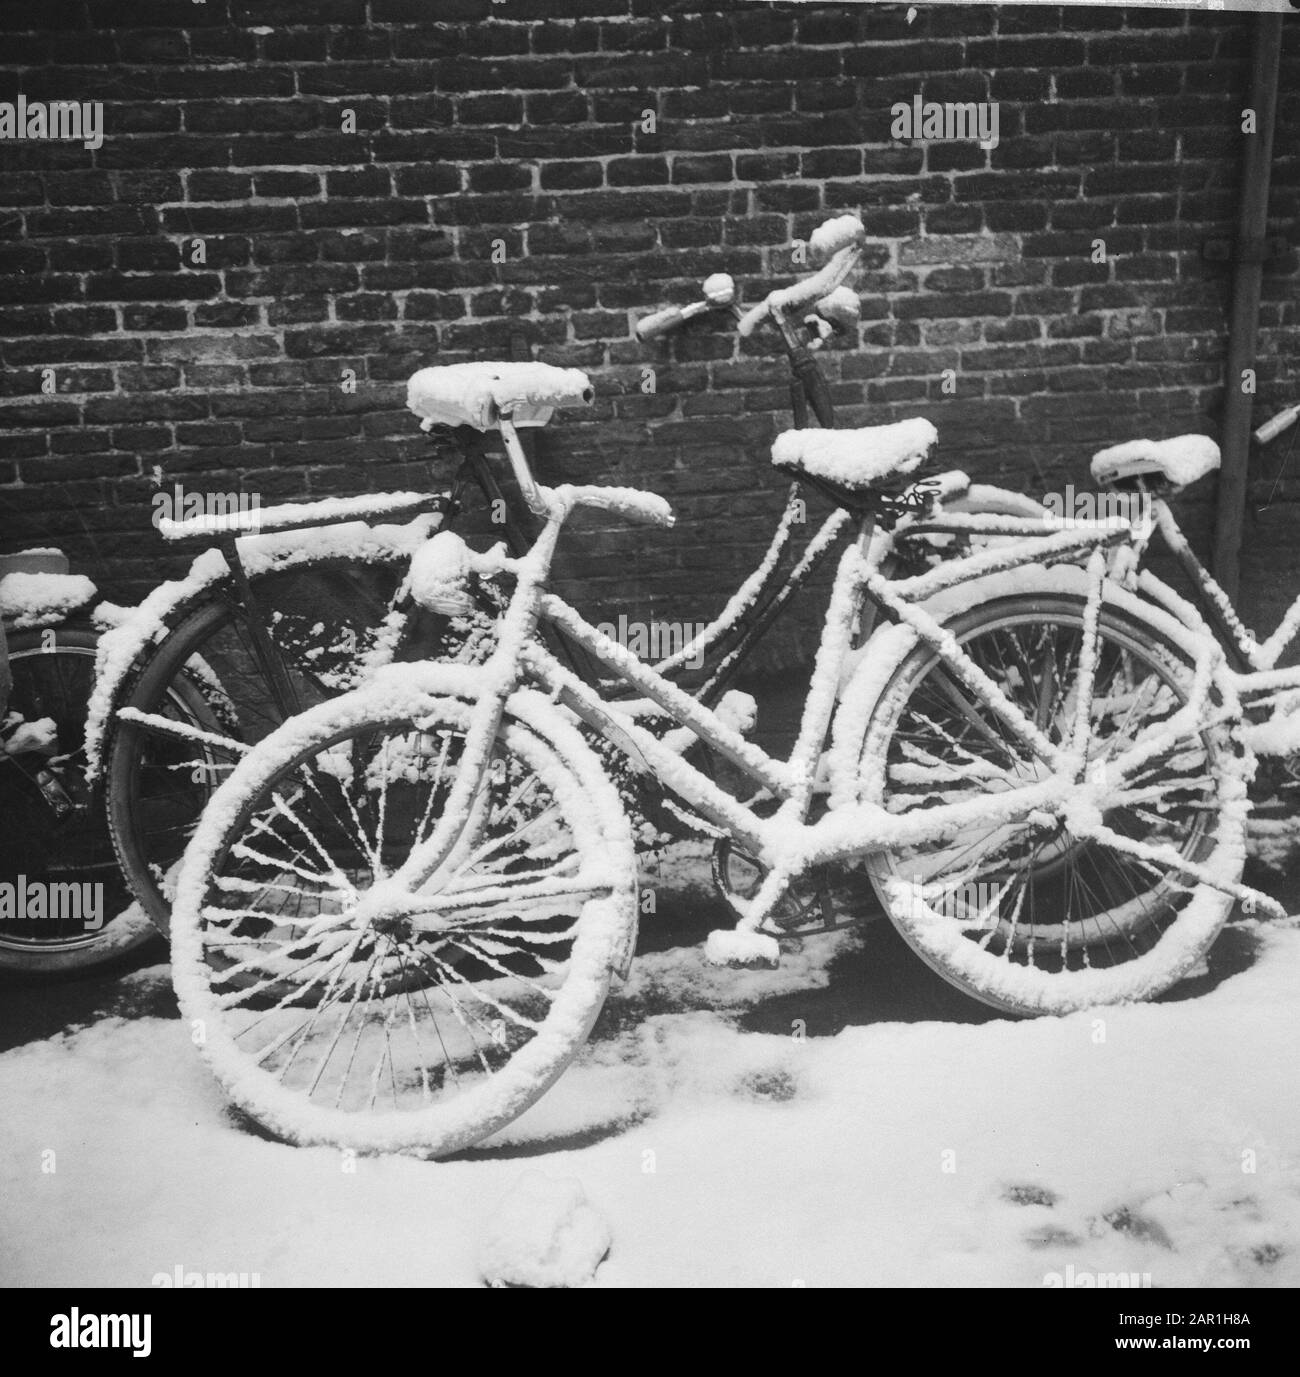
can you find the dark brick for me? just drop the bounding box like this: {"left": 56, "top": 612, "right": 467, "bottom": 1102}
{"left": 673, "top": 155, "right": 733, "bottom": 184}
{"left": 468, "top": 162, "right": 533, "bottom": 193}
{"left": 187, "top": 171, "right": 255, "bottom": 203}
{"left": 255, "top": 171, "right": 323, "bottom": 199}
{"left": 540, "top": 161, "right": 603, "bottom": 191}
{"left": 122, "top": 305, "right": 187, "bottom": 332}
{"left": 115, "top": 239, "right": 181, "bottom": 272}
{"left": 86, "top": 273, "right": 221, "bottom": 302}
{"left": 608, "top": 158, "right": 671, "bottom": 187}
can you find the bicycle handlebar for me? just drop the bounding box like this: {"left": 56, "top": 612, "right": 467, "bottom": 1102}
{"left": 736, "top": 242, "right": 862, "bottom": 337}
{"left": 636, "top": 214, "right": 867, "bottom": 343}
{"left": 553, "top": 484, "right": 675, "bottom": 528}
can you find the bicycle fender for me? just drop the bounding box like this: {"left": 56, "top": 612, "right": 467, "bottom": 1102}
{"left": 83, "top": 515, "right": 440, "bottom": 778}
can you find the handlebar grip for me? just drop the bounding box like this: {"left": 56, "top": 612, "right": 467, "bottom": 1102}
{"left": 1254, "top": 404, "right": 1300, "bottom": 445}
{"left": 809, "top": 214, "right": 865, "bottom": 265}
{"left": 636, "top": 306, "right": 686, "bottom": 341}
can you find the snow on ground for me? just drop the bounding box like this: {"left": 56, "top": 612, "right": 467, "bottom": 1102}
{"left": 1, "top": 920, "right": 1298, "bottom": 1288}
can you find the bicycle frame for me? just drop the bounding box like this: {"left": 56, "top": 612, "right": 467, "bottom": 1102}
{"left": 902, "top": 481, "right": 1300, "bottom": 736}
{"left": 356, "top": 435, "right": 1235, "bottom": 937}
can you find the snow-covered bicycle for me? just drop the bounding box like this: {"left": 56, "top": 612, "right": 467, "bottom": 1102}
{"left": 99, "top": 213, "right": 1040, "bottom": 941}
{"left": 166, "top": 362, "right": 1278, "bottom": 1158}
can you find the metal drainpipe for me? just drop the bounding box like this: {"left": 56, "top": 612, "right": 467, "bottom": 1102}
{"left": 1211, "top": 12, "right": 1285, "bottom": 600}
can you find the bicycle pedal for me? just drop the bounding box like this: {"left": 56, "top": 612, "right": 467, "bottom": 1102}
{"left": 704, "top": 927, "right": 780, "bottom": 968}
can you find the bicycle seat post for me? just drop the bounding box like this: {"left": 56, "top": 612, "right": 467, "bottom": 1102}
{"left": 499, "top": 417, "right": 549, "bottom": 519}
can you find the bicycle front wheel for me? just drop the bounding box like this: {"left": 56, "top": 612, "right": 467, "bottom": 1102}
{"left": 170, "top": 677, "right": 638, "bottom": 1158}
{"left": 845, "top": 574, "right": 1247, "bottom": 1015}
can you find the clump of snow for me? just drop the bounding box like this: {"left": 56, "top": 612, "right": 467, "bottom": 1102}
{"left": 771, "top": 418, "right": 937, "bottom": 488}
{"left": 704, "top": 928, "right": 781, "bottom": 968}
{"left": 814, "top": 284, "right": 860, "bottom": 325}
{"left": 3, "top": 715, "right": 57, "bottom": 755}
{"left": 0, "top": 571, "right": 97, "bottom": 628}
{"left": 407, "top": 362, "right": 594, "bottom": 432}
{"left": 477, "top": 1172, "right": 611, "bottom": 1289}
{"left": 809, "top": 214, "right": 865, "bottom": 263}
{"left": 91, "top": 601, "right": 134, "bottom": 630}
{"left": 1090, "top": 435, "right": 1220, "bottom": 488}
{"left": 402, "top": 530, "right": 474, "bottom": 616}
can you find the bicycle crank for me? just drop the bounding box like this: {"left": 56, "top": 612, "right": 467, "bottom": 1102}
{"left": 710, "top": 837, "right": 878, "bottom": 936}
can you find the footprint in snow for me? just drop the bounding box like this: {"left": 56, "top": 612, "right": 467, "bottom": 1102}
{"left": 735, "top": 1067, "right": 799, "bottom": 1102}
{"left": 1002, "top": 1183, "right": 1059, "bottom": 1208}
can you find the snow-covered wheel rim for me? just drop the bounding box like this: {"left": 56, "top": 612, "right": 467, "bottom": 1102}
{"left": 170, "top": 674, "right": 637, "bottom": 1158}
{"left": 847, "top": 579, "right": 1246, "bottom": 1016}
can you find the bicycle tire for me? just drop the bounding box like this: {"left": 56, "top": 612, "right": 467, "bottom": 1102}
{"left": 1, "top": 625, "right": 157, "bottom": 975}
{"left": 169, "top": 669, "right": 638, "bottom": 1158}
{"left": 842, "top": 570, "right": 1245, "bottom": 1016}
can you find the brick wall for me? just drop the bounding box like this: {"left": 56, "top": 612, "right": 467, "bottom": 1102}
{"left": 1, "top": 2, "right": 1298, "bottom": 670}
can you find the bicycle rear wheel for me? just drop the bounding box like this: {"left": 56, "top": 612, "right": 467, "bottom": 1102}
{"left": 845, "top": 575, "right": 1246, "bottom": 1015}
{"left": 106, "top": 559, "right": 429, "bottom": 935}
{"left": 169, "top": 678, "right": 637, "bottom": 1158}
{"left": 1, "top": 626, "right": 155, "bottom": 974}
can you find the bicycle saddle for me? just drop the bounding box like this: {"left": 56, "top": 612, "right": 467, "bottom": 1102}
{"left": 1090, "top": 435, "right": 1220, "bottom": 490}
{"left": 0, "top": 552, "right": 97, "bottom": 630}
{"left": 771, "top": 418, "right": 938, "bottom": 491}
{"left": 407, "top": 362, "right": 594, "bottom": 432}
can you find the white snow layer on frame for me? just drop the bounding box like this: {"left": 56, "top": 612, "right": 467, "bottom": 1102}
{"left": 157, "top": 491, "right": 433, "bottom": 541}
{"left": 772, "top": 418, "right": 938, "bottom": 488}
